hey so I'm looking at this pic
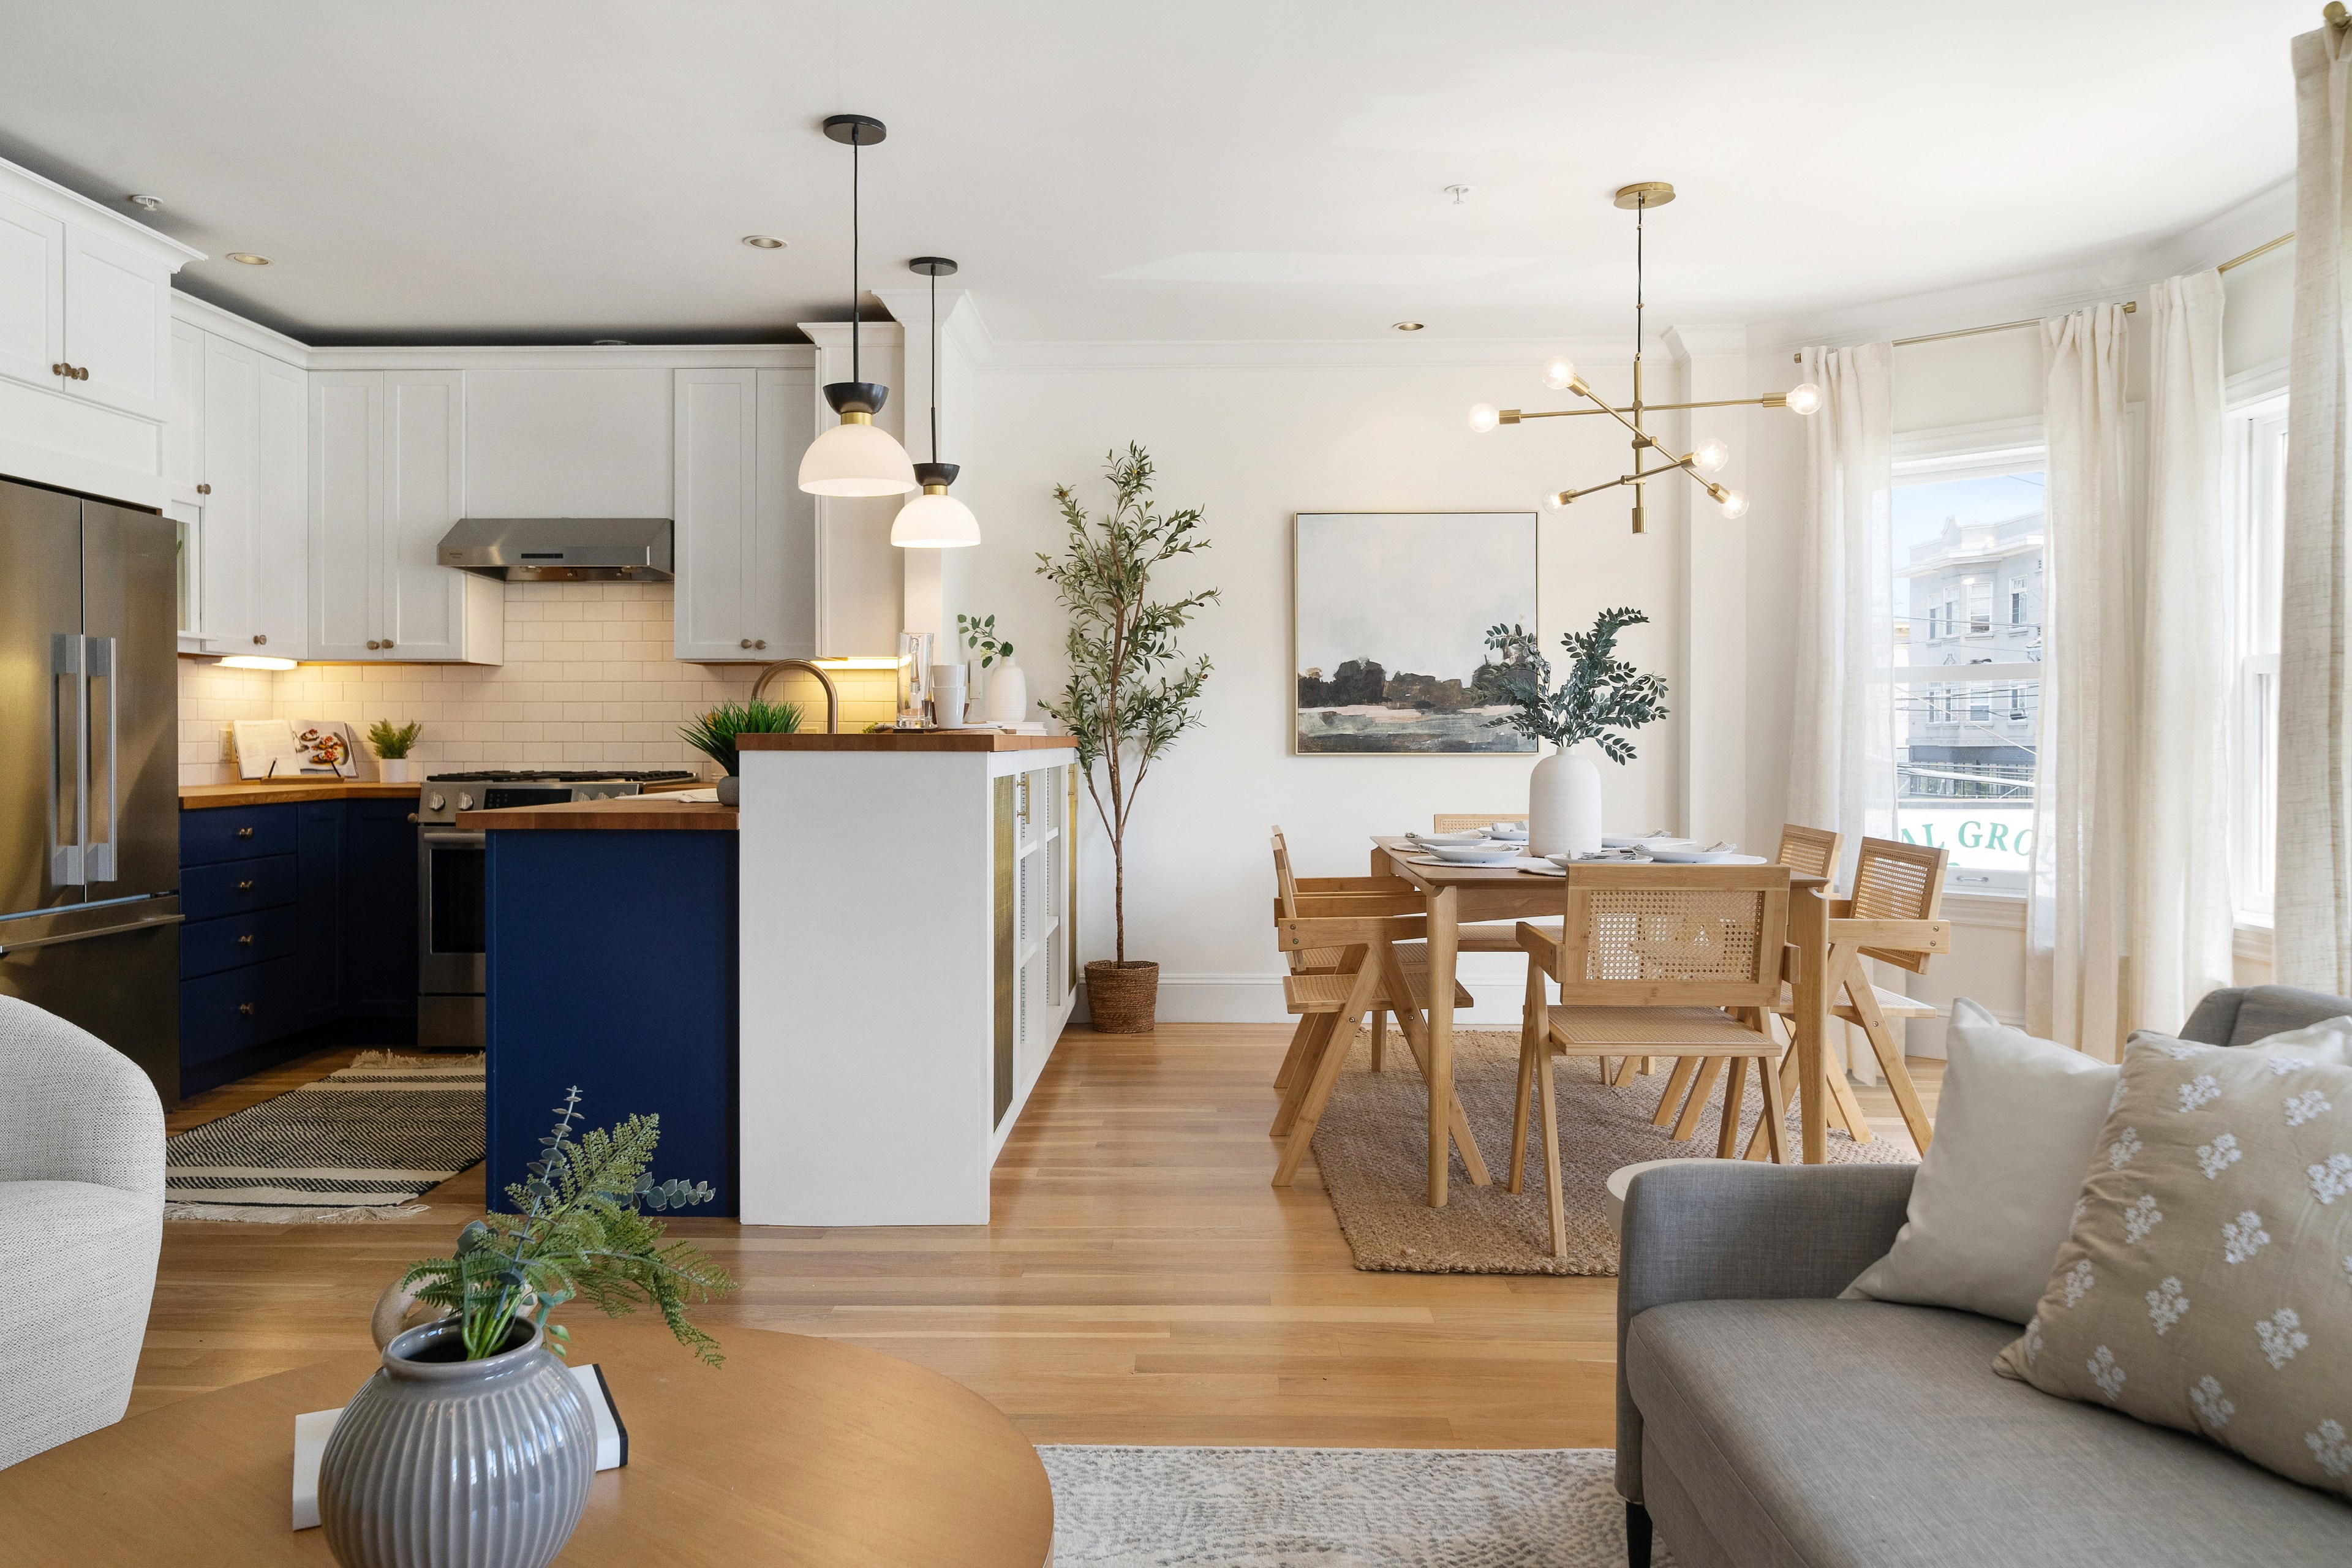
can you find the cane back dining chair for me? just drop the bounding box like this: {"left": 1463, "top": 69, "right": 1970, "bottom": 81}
{"left": 1268, "top": 899, "right": 1487, "bottom": 1188}
{"left": 1643, "top": 821, "right": 1844, "bottom": 1132}
{"left": 1271, "top": 827, "right": 1425, "bottom": 1079}
{"left": 1430, "top": 814, "right": 1566, "bottom": 961}
{"left": 1512, "top": 864, "right": 1793, "bottom": 1256}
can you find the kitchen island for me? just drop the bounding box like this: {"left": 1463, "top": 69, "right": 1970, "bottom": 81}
{"left": 736, "top": 731, "right": 1079, "bottom": 1226}
{"left": 459, "top": 796, "right": 741, "bottom": 1215}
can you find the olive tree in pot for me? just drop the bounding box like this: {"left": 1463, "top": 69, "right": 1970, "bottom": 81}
{"left": 1037, "top": 444, "right": 1218, "bottom": 1034}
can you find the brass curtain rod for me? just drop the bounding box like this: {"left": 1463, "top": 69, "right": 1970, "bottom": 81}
{"left": 2219, "top": 233, "right": 2294, "bottom": 272}
{"left": 1792, "top": 300, "right": 2137, "bottom": 363}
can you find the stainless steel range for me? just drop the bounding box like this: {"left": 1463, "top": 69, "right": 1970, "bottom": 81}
{"left": 416, "top": 769, "right": 698, "bottom": 1047}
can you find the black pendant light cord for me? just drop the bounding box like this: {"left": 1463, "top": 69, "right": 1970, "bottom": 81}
{"left": 930, "top": 268, "right": 941, "bottom": 461}
{"left": 861, "top": 130, "right": 870, "bottom": 383}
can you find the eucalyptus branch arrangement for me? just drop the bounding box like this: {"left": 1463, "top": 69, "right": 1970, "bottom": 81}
{"left": 679, "top": 698, "right": 802, "bottom": 777}
{"left": 401, "top": 1088, "right": 737, "bottom": 1366}
{"left": 956, "top": 612, "right": 1014, "bottom": 668}
{"left": 366, "top": 719, "right": 423, "bottom": 760}
{"left": 1035, "top": 444, "right": 1218, "bottom": 961}
{"left": 1483, "top": 607, "right": 1669, "bottom": 761}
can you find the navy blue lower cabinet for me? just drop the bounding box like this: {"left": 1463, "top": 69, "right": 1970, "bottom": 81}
{"left": 296, "top": 801, "right": 346, "bottom": 1030}
{"left": 342, "top": 800, "right": 418, "bottom": 1018}
{"left": 483, "top": 830, "right": 738, "bottom": 1216}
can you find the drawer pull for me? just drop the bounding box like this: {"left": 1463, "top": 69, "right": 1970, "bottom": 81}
{"left": 236, "top": 1002, "right": 255, "bottom": 1016}
{"left": 236, "top": 826, "right": 255, "bottom": 839}
{"left": 236, "top": 879, "right": 255, "bottom": 892}
{"left": 196, "top": 482, "right": 213, "bottom": 495}
{"left": 236, "top": 933, "right": 255, "bottom": 946}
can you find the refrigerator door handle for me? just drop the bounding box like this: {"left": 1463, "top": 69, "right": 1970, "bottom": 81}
{"left": 0, "top": 908, "right": 183, "bottom": 957}
{"left": 50, "top": 633, "right": 86, "bottom": 886}
{"left": 85, "top": 636, "right": 118, "bottom": 883}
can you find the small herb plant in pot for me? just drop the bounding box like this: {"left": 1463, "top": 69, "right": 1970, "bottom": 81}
{"left": 679, "top": 698, "right": 802, "bottom": 805}
{"left": 366, "top": 719, "right": 422, "bottom": 784}
{"left": 320, "top": 1089, "right": 736, "bottom": 1568}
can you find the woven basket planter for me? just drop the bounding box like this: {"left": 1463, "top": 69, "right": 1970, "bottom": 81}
{"left": 1085, "top": 960, "right": 1160, "bottom": 1034}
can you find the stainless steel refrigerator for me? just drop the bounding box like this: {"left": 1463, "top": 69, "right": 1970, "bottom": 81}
{"left": 0, "top": 477, "right": 181, "bottom": 1103}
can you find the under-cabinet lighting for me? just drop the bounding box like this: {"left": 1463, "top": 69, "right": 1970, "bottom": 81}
{"left": 810, "top": 656, "right": 907, "bottom": 669}
{"left": 216, "top": 655, "right": 297, "bottom": 671}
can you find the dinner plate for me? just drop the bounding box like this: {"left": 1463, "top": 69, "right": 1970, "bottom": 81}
{"left": 1421, "top": 842, "right": 1523, "bottom": 864}
{"left": 1645, "top": 849, "right": 1767, "bottom": 865}
{"left": 1602, "top": 834, "right": 1694, "bottom": 850}
{"left": 1407, "top": 830, "right": 1490, "bottom": 846}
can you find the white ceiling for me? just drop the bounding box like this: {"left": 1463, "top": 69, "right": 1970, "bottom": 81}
{"left": 0, "top": 0, "right": 2309, "bottom": 346}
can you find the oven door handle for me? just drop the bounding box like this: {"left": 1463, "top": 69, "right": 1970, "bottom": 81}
{"left": 420, "top": 829, "right": 488, "bottom": 848}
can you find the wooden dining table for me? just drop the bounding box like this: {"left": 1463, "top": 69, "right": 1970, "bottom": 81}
{"left": 1368, "top": 837, "right": 1836, "bottom": 1207}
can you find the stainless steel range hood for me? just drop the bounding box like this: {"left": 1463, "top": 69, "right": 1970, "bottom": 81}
{"left": 436, "top": 517, "right": 674, "bottom": 581}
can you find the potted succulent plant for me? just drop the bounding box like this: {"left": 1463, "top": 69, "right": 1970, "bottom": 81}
{"left": 957, "top": 611, "right": 1027, "bottom": 723}
{"left": 1482, "top": 608, "right": 1669, "bottom": 857}
{"left": 366, "top": 719, "right": 421, "bottom": 783}
{"left": 1036, "top": 444, "right": 1218, "bottom": 1033}
{"left": 321, "top": 1089, "right": 735, "bottom": 1568}
{"left": 679, "top": 698, "right": 802, "bottom": 805}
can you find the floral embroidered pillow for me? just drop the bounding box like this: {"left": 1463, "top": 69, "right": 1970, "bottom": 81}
{"left": 1993, "top": 1038, "right": 2352, "bottom": 1498}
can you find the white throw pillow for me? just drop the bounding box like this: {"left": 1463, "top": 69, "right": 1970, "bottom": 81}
{"left": 1842, "top": 1000, "right": 2118, "bottom": 1324}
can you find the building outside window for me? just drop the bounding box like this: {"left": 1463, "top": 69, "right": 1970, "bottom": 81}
{"left": 1891, "top": 462, "right": 2046, "bottom": 893}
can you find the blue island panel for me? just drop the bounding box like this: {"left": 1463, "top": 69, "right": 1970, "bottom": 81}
{"left": 484, "top": 831, "right": 739, "bottom": 1216}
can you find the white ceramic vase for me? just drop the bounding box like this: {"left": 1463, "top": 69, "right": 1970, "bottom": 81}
{"left": 982, "top": 655, "right": 1028, "bottom": 723}
{"left": 1528, "top": 744, "right": 1602, "bottom": 858}
{"left": 379, "top": 758, "right": 410, "bottom": 783}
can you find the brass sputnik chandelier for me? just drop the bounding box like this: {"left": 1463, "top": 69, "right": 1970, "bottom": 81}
{"left": 1468, "top": 182, "right": 1823, "bottom": 533}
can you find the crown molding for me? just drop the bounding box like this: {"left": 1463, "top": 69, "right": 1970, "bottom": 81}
{"left": 0, "top": 153, "right": 205, "bottom": 266}
{"left": 302, "top": 342, "right": 816, "bottom": 371}
{"left": 171, "top": 288, "right": 312, "bottom": 365}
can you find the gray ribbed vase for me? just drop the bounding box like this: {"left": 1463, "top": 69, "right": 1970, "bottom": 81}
{"left": 319, "top": 1318, "right": 595, "bottom": 1568}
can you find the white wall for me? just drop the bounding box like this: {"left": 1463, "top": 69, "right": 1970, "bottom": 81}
{"left": 954, "top": 344, "right": 1700, "bottom": 1023}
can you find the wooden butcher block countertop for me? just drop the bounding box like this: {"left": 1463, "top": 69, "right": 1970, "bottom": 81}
{"left": 179, "top": 780, "right": 422, "bottom": 809}
{"left": 458, "top": 796, "right": 740, "bottom": 831}
{"left": 737, "top": 731, "right": 1076, "bottom": 753}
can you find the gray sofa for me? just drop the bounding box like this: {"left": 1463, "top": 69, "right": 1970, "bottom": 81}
{"left": 1617, "top": 985, "right": 2352, "bottom": 1568}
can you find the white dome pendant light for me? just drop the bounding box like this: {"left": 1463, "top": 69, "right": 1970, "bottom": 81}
{"left": 799, "top": 113, "right": 919, "bottom": 498}
{"left": 892, "top": 257, "right": 981, "bottom": 548}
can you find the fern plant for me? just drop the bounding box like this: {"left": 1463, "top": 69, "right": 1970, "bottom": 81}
{"left": 367, "top": 718, "right": 423, "bottom": 760}
{"left": 678, "top": 698, "right": 802, "bottom": 776}
{"left": 401, "top": 1088, "right": 737, "bottom": 1366}
{"left": 1482, "top": 607, "right": 1669, "bottom": 761}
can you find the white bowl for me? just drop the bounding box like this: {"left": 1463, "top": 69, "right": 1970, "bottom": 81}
{"left": 1423, "top": 842, "right": 1521, "bottom": 864}
{"left": 1602, "top": 834, "right": 1692, "bottom": 849}
{"left": 1409, "top": 830, "right": 1490, "bottom": 846}
{"left": 1488, "top": 822, "right": 1528, "bottom": 839}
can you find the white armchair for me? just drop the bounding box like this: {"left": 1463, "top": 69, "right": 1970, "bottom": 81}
{"left": 0, "top": 994, "right": 165, "bottom": 1470}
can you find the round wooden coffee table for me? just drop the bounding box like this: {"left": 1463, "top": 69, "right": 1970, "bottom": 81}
{"left": 0, "top": 1322, "right": 1054, "bottom": 1567}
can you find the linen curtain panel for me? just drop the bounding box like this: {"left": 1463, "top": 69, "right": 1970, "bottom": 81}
{"left": 2130, "top": 270, "right": 2234, "bottom": 1034}
{"left": 2278, "top": 23, "right": 2352, "bottom": 995}
{"left": 1787, "top": 344, "right": 1895, "bottom": 884}
{"left": 2029, "top": 305, "right": 2133, "bottom": 1053}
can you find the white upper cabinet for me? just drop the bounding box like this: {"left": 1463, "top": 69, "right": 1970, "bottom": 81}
{"left": 0, "top": 158, "right": 197, "bottom": 507}
{"left": 309, "top": 368, "right": 500, "bottom": 664}
{"left": 250, "top": 356, "right": 308, "bottom": 655}
{"left": 166, "top": 320, "right": 204, "bottom": 503}
{"left": 199, "top": 336, "right": 258, "bottom": 649}
{"left": 673, "top": 365, "right": 815, "bottom": 662}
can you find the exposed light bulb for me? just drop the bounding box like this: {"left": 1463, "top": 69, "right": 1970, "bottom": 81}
{"left": 1785, "top": 382, "right": 1823, "bottom": 416}
{"left": 1718, "top": 489, "right": 1751, "bottom": 520}
{"left": 1544, "top": 490, "right": 1570, "bottom": 510}
{"left": 1693, "top": 438, "right": 1730, "bottom": 473}
{"left": 1541, "top": 356, "right": 1578, "bottom": 391}
{"left": 1468, "top": 402, "right": 1500, "bottom": 434}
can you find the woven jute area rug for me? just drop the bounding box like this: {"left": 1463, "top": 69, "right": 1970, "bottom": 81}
{"left": 1040, "top": 1445, "right": 1673, "bottom": 1567}
{"left": 164, "top": 1050, "right": 484, "bottom": 1223}
{"left": 1311, "top": 1029, "right": 1917, "bottom": 1275}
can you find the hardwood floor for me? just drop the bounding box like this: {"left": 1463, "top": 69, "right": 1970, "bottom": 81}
{"left": 138, "top": 1025, "right": 1939, "bottom": 1447}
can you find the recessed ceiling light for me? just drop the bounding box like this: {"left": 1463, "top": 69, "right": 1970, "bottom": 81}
{"left": 742, "top": 235, "right": 786, "bottom": 249}
{"left": 227, "top": 252, "right": 271, "bottom": 265}
{"left": 126, "top": 194, "right": 160, "bottom": 211}
{"left": 1393, "top": 321, "right": 1426, "bottom": 332}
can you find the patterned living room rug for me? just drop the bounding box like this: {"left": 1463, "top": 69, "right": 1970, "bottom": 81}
{"left": 163, "top": 1051, "right": 484, "bottom": 1223}
{"left": 1313, "top": 1029, "right": 1917, "bottom": 1275}
{"left": 1041, "top": 1445, "right": 1672, "bottom": 1567}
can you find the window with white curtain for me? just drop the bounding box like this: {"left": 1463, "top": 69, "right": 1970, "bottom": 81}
{"left": 1891, "top": 442, "right": 2047, "bottom": 894}
{"left": 2230, "top": 391, "right": 2287, "bottom": 924}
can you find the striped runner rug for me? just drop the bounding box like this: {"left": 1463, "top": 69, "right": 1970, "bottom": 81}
{"left": 164, "top": 1051, "right": 484, "bottom": 1223}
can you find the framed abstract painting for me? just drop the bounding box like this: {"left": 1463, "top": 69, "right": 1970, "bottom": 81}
{"left": 1292, "top": 511, "right": 1538, "bottom": 755}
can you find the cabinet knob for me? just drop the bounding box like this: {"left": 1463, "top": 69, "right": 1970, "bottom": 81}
{"left": 755, "top": 639, "right": 767, "bottom": 650}
{"left": 196, "top": 483, "right": 212, "bottom": 495}
{"left": 236, "top": 933, "right": 255, "bottom": 946}
{"left": 235, "top": 879, "right": 255, "bottom": 892}
{"left": 77, "top": 366, "right": 89, "bottom": 380}
{"left": 739, "top": 638, "right": 753, "bottom": 649}
{"left": 382, "top": 639, "right": 395, "bottom": 650}
{"left": 252, "top": 634, "right": 266, "bottom": 645}
{"left": 51, "top": 363, "right": 67, "bottom": 377}
{"left": 236, "top": 1002, "right": 255, "bottom": 1016}
{"left": 367, "top": 640, "right": 382, "bottom": 650}
{"left": 235, "top": 826, "right": 254, "bottom": 839}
